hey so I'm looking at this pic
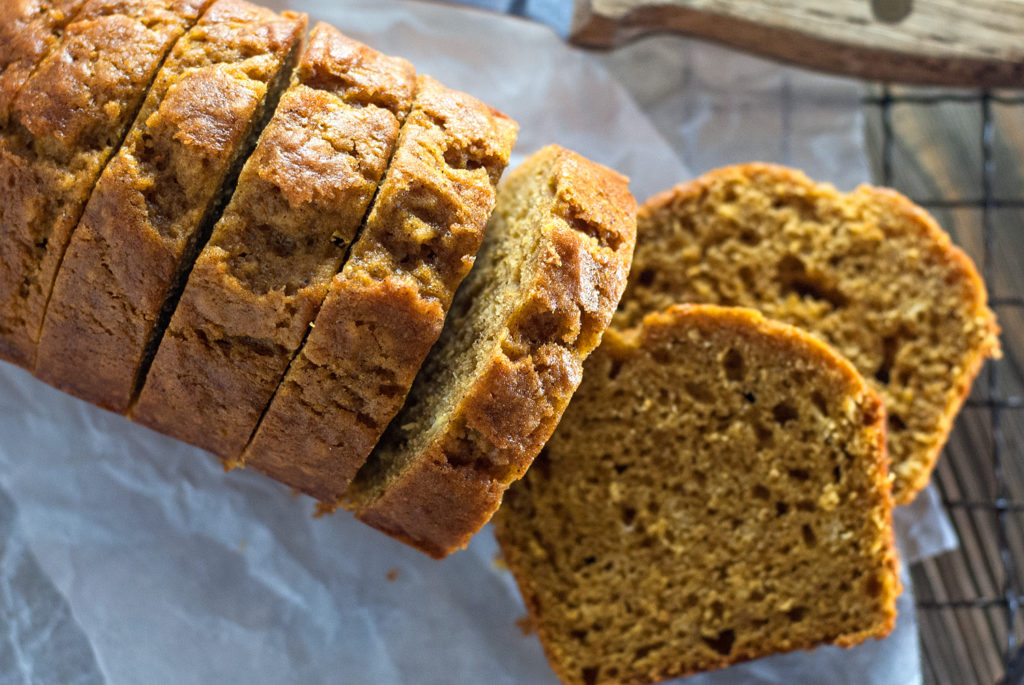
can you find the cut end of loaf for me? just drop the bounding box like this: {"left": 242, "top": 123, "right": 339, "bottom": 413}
{"left": 349, "top": 145, "right": 636, "bottom": 557}
{"left": 495, "top": 303, "right": 900, "bottom": 685}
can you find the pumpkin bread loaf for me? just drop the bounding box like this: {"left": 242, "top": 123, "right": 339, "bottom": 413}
{"left": 0, "top": 0, "right": 89, "bottom": 126}
{"left": 241, "top": 75, "right": 517, "bottom": 494}
{"left": 35, "top": 0, "right": 306, "bottom": 412}
{"left": 494, "top": 305, "right": 900, "bottom": 685}
{"left": 347, "top": 145, "right": 636, "bottom": 558}
{"left": 615, "top": 163, "right": 1000, "bottom": 504}
{"left": 0, "top": 0, "right": 212, "bottom": 368}
{"left": 130, "top": 24, "right": 416, "bottom": 455}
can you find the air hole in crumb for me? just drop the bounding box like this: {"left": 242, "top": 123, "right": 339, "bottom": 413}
{"left": 613, "top": 463, "right": 629, "bottom": 475}
{"left": 865, "top": 576, "right": 884, "bottom": 597}
{"left": 753, "top": 422, "right": 773, "bottom": 448}
{"left": 889, "top": 414, "right": 907, "bottom": 432}
{"left": 811, "top": 391, "right": 828, "bottom": 415}
{"left": 693, "top": 471, "right": 708, "bottom": 487}
{"left": 833, "top": 466, "right": 842, "bottom": 484}
{"left": 607, "top": 358, "right": 623, "bottom": 380}
{"left": 796, "top": 500, "right": 816, "bottom": 513}
{"left": 752, "top": 484, "right": 770, "bottom": 500}
{"left": 749, "top": 590, "right": 764, "bottom": 602}
{"left": 582, "top": 666, "right": 600, "bottom": 685}
{"left": 738, "top": 266, "right": 755, "bottom": 289}
{"left": 787, "top": 468, "right": 810, "bottom": 481}
{"left": 621, "top": 506, "right": 637, "bottom": 527}
{"left": 787, "top": 607, "right": 807, "bottom": 622}
{"left": 651, "top": 347, "right": 672, "bottom": 364}
{"left": 722, "top": 348, "right": 744, "bottom": 382}
{"left": 739, "top": 231, "right": 760, "bottom": 246}
{"left": 775, "top": 502, "right": 789, "bottom": 517}
{"left": 772, "top": 402, "right": 798, "bottom": 425}
{"left": 582, "top": 556, "right": 597, "bottom": 567}
{"left": 777, "top": 255, "right": 848, "bottom": 308}
{"left": 637, "top": 268, "right": 656, "bottom": 287}
{"left": 685, "top": 381, "right": 715, "bottom": 404}
{"left": 635, "top": 645, "right": 655, "bottom": 660}
{"left": 875, "top": 335, "right": 899, "bottom": 384}
{"left": 703, "top": 629, "right": 736, "bottom": 656}
{"left": 743, "top": 392, "right": 756, "bottom": 404}
{"left": 570, "top": 629, "right": 588, "bottom": 642}
{"left": 801, "top": 524, "right": 817, "bottom": 547}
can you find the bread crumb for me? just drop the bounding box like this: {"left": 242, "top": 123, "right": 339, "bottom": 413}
{"left": 515, "top": 615, "right": 535, "bottom": 636}
{"left": 386, "top": 568, "right": 399, "bottom": 582}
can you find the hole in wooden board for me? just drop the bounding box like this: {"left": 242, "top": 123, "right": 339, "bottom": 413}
{"left": 871, "top": 0, "right": 913, "bottom": 23}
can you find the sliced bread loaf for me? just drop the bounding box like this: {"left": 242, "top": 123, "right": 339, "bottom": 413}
{"left": 494, "top": 304, "right": 900, "bottom": 685}
{"left": 35, "top": 0, "right": 306, "bottom": 412}
{"left": 0, "top": 0, "right": 212, "bottom": 368}
{"left": 0, "top": 0, "right": 88, "bottom": 126}
{"left": 241, "top": 75, "right": 517, "bottom": 494}
{"left": 347, "top": 145, "right": 636, "bottom": 558}
{"left": 615, "top": 163, "right": 1000, "bottom": 503}
{"left": 129, "top": 24, "right": 416, "bottom": 455}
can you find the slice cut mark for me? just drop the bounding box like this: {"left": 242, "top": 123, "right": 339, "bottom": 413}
{"left": 0, "top": 0, "right": 90, "bottom": 127}
{"left": 0, "top": 0, "right": 213, "bottom": 369}
{"left": 493, "top": 304, "right": 900, "bottom": 685}
{"left": 240, "top": 74, "right": 518, "bottom": 499}
{"left": 128, "top": 24, "right": 416, "bottom": 457}
{"left": 348, "top": 144, "right": 637, "bottom": 559}
{"left": 34, "top": 0, "right": 306, "bottom": 412}
{"left": 615, "top": 163, "right": 1000, "bottom": 503}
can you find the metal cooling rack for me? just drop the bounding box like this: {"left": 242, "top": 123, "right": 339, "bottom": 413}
{"left": 863, "top": 87, "right": 1024, "bottom": 685}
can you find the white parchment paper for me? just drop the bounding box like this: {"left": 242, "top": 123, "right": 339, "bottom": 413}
{"left": 0, "top": 1, "right": 957, "bottom": 683}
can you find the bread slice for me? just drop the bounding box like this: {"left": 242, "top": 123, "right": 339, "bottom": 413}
{"left": 0, "top": 0, "right": 212, "bottom": 369}
{"left": 0, "top": 0, "right": 88, "bottom": 126}
{"left": 34, "top": 0, "right": 305, "bottom": 412}
{"left": 129, "top": 24, "right": 416, "bottom": 456}
{"left": 347, "top": 145, "right": 637, "bottom": 558}
{"left": 615, "top": 163, "right": 1000, "bottom": 504}
{"left": 494, "top": 304, "right": 900, "bottom": 685}
{"left": 240, "top": 75, "right": 517, "bottom": 493}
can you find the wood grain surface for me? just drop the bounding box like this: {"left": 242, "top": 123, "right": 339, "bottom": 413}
{"left": 571, "top": 0, "right": 1024, "bottom": 87}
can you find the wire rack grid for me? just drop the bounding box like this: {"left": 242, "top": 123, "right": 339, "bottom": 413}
{"left": 862, "top": 87, "right": 1024, "bottom": 685}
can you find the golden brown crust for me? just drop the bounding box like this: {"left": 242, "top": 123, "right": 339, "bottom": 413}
{"left": 128, "top": 24, "right": 414, "bottom": 457}
{"left": 0, "top": 0, "right": 88, "bottom": 127}
{"left": 494, "top": 304, "right": 900, "bottom": 684}
{"left": 242, "top": 74, "right": 518, "bottom": 496}
{"left": 354, "top": 145, "right": 637, "bottom": 559}
{"left": 622, "top": 162, "right": 1000, "bottom": 504}
{"left": 0, "top": 0, "right": 211, "bottom": 368}
{"left": 35, "top": 0, "right": 305, "bottom": 412}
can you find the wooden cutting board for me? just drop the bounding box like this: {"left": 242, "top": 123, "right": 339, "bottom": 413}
{"left": 571, "top": 0, "right": 1024, "bottom": 87}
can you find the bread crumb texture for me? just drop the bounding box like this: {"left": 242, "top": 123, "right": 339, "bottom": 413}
{"left": 0, "top": 0, "right": 210, "bottom": 368}
{"left": 36, "top": 0, "right": 306, "bottom": 412}
{"left": 129, "top": 23, "right": 413, "bottom": 457}
{"left": 615, "top": 163, "right": 1000, "bottom": 504}
{"left": 350, "top": 145, "right": 636, "bottom": 558}
{"left": 495, "top": 304, "right": 900, "bottom": 685}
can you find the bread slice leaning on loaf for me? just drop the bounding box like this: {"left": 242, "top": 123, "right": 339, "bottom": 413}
{"left": 347, "top": 145, "right": 637, "bottom": 559}
{"left": 129, "top": 24, "right": 416, "bottom": 457}
{"left": 0, "top": 0, "right": 212, "bottom": 369}
{"left": 36, "top": 0, "right": 307, "bottom": 412}
{"left": 615, "top": 163, "right": 1000, "bottom": 504}
{"left": 241, "top": 75, "right": 517, "bottom": 498}
{"left": 494, "top": 304, "right": 900, "bottom": 685}
{"left": 0, "top": 0, "right": 89, "bottom": 126}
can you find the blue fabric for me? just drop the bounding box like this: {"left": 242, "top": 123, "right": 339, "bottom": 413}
{"left": 443, "top": 0, "right": 572, "bottom": 36}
